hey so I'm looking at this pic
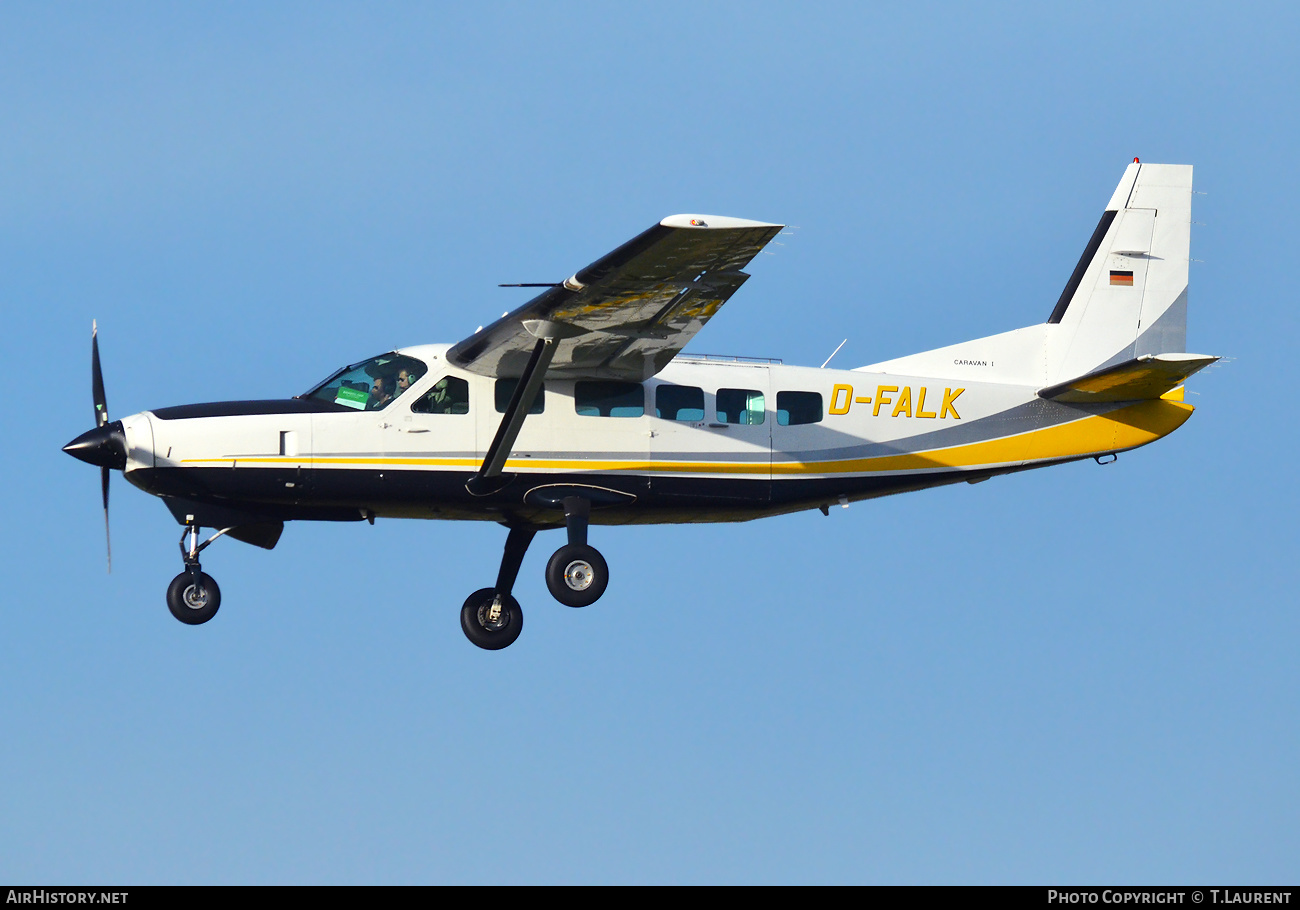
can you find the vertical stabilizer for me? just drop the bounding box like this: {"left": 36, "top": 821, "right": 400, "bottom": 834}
{"left": 1046, "top": 163, "right": 1193, "bottom": 384}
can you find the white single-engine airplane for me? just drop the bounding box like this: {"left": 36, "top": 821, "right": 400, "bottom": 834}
{"left": 65, "top": 161, "right": 1215, "bottom": 649}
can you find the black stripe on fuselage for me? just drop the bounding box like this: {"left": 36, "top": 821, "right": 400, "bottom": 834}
{"left": 150, "top": 399, "right": 349, "bottom": 420}
{"left": 125, "top": 464, "right": 1000, "bottom": 527}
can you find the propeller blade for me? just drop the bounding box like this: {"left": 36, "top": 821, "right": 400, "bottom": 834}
{"left": 92, "top": 320, "right": 108, "bottom": 428}
{"left": 93, "top": 320, "right": 111, "bottom": 571}
{"left": 102, "top": 465, "right": 112, "bottom": 573}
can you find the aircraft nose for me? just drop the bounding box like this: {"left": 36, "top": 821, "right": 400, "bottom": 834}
{"left": 63, "top": 421, "right": 128, "bottom": 470}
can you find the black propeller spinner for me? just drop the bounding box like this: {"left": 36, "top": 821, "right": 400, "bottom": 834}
{"left": 62, "top": 321, "right": 127, "bottom": 571}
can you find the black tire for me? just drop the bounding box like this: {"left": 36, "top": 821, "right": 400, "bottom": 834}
{"left": 460, "top": 587, "right": 523, "bottom": 650}
{"left": 167, "top": 571, "right": 221, "bottom": 625}
{"left": 545, "top": 543, "right": 609, "bottom": 608}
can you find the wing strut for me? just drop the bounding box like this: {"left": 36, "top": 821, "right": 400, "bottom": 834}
{"left": 466, "top": 334, "right": 558, "bottom": 496}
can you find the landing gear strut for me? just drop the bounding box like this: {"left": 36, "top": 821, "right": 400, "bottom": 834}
{"left": 461, "top": 525, "right": 536, "bottom": 650}
{"left": 461, "top": 497, "right": 612, "bottom": 649}
{"left": 166, "top": 522, "right": 225, "bottom": 625}
{"left": 544, "top": 496, "right": 609, "bottom": 608}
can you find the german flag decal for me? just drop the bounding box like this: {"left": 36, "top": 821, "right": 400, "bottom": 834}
{"left": 1110, "top": 270, "right": 1135, "bottom": 286}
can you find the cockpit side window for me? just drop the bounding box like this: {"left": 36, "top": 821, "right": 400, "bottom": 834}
{"left": 303, "top": 353, "right": 428, "bottom": 411}
{"left": 411, "top": 376, "right": 470, "bottom": 415}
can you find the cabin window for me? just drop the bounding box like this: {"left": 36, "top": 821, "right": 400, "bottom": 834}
{"left": 655, "top": 385, "right": 705, "bottom": 421}
{"left": 411, "top": 376, "right": 470, "bottom": 415}
{"left": 575, "top": 381, "right": 645, "bottom": 417}
{"left": 716, "top": 388, "right": 765, "bottom": 425}
{"left": 777, "top": 391, "right": 823, "bottom": 426}
{"left": 495, "top": 379, "right": 545, "bottom": 414}
{"left": 303, "top": 352, "right": 428, "bottom": 411}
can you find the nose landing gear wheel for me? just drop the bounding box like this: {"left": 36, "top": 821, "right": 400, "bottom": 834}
{"left": 167, "top": 571, "right": 221, "bottom": 625}
{"left": 545, "top": 543, "right": 609, "bottom": 608}
{"left": 460, "top": 587, "right": 523, "bottom": 650}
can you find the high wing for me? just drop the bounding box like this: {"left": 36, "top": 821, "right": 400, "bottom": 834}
{"left": 446, "top": 214, "right": 784, "bottom": 382}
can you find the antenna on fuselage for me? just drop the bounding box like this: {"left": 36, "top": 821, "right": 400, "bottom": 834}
{"left": 820, "top": 339, "right": 847, "bottom": 369}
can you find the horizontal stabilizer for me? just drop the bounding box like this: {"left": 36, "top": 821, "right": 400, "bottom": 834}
{"left": 1038, "top": 353, "right": 1218, "bottom": 403}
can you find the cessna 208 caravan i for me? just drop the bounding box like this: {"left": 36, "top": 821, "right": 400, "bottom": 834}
{"left": 64, "top": 161, "right": 1216, "bottom": 649}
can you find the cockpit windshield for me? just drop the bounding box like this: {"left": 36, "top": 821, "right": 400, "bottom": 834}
{"left": 303, "top": 352, "right": 427, "bottom": 411}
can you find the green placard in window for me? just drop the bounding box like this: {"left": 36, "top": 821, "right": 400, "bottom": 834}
{"left": 335, "top": 386, "right": 369, "bottom": 410}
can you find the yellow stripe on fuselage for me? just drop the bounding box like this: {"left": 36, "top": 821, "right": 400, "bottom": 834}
{"left": 179, "top": 399, "right": 1193, "bottom": 476}
{"left": 772, "top": 398, "right": 1193, "bottom": 474}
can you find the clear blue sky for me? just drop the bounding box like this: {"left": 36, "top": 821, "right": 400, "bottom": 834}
{"left": 2, "top": 1, "right": 1296, "bottom": 884}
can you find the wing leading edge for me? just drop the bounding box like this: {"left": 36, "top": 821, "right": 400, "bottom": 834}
{"left": 447, "top": 215, "right": 784, "bottom": 381}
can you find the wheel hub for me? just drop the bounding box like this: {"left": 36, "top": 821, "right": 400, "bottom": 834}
{"left": 563, "top": 560, "right": 594, "bottom": 591}
{"left": 477, "top": 601, "right": 509, "bottom": 632}
{"left": 182, "top": 585, "right": 209, "bottom": 610}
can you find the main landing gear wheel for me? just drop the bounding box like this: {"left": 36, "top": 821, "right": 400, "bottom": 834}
{"left": 167, "top": 571, "right": 221, "bottom": 625}
{"left": 545, "top": 543, "right": 609, "bottom": 608}
{"left": 460, "top": 587, "right": 523, "bottom": 650}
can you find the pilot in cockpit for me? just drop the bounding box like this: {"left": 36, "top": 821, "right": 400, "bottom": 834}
{"left": 368, "top": 375, "right": 395, "bottom": 410}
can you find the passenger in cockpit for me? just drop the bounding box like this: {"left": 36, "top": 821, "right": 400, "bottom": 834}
{"left": 396, "top": 367, "right": 421, "bottom": 395}
{"left": 423, "top": 378, "right": 453, "bottom": 413}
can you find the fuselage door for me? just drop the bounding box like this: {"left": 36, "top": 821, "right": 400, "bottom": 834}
{"left": 647, "top": 363, "right": 772, "bottom": 503}
{"left": 311, "top": 372, "right": 480, "bottom": 511}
